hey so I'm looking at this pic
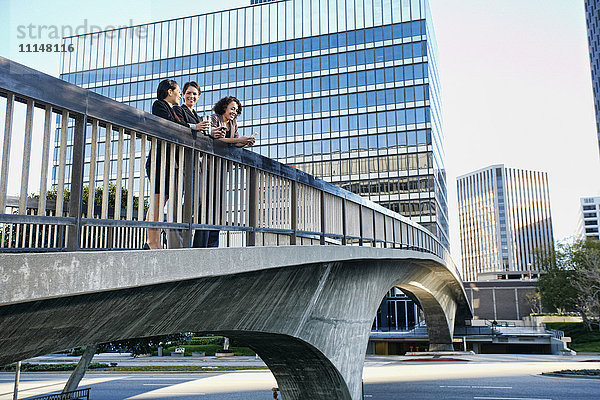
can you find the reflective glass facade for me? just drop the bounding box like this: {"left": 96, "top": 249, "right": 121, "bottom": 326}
{"left": 57, "top": 0, "right": 448, "bottom": 247}
{"left": 457, "top": 165, "right": 554, "bottom": 282}
{"left": 585, "top": 0, "right": 600, "bottom": 153}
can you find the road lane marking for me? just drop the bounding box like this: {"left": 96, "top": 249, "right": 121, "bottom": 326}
{"left": 473, "top": 397, "right": 552, "bottom": 400}
{"left": 126, "top": 378, "right": 196, "bottom": 380}
{"left": 440, "top": 385, "right": 513, "bottom": 389}
{"left": 143, "top": 384, "right": 174, "bottom": 386}
{"left": 441, "top": 385, "right": 470, "bottom": 388}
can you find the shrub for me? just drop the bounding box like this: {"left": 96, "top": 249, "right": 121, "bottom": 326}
{"left": 188, "top": 336, "right": 224, "bottom": 346}
{"left": 1, "top": 363, "right": 110, "bottom": 372}
{"left": 546, "top": 322, "right": 600, "bottom": 352}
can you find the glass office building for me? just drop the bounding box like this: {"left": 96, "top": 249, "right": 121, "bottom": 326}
{"left": 457, "top": 165, "right": 554, "bottom": 282}
{"left": 57, "top": 0, "right": 450, "bottom": 249}
{"left": 585, "top": 0, "right": 600, "bottom": 154}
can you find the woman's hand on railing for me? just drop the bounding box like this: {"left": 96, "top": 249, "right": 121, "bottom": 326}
{"left": 194, "top": 120, "right": 211, "bottom": 133}
{"left": 210, "top": 126, "right": 226, "bottom": 139}
{"left": 236, "top": 136, "right": 256, "bottom": 147}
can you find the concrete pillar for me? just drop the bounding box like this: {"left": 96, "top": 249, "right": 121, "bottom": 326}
{"left": 428, "top": 343, "right": 454, "bottom": 352}
{"left": 12, "top": 361, "right": 21, "bottom": 400}
{"left": 62, "top": 344, "right": 97, "bottom": 393}
{"left": 225, "top": 331, "right": 353, "bottom": 400}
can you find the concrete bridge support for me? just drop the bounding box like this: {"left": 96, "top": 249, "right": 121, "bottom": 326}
{"left": 0, "top": 247, "right": 471, "bottom": 400}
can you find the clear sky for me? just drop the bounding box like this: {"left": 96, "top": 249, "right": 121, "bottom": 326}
{"left": 1, "top": 0, "right": 598, "bottom": 262}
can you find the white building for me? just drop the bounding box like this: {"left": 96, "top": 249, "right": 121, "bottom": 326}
{"left": 457, "top": 165, "right": 554, "bottom": 281}
{"left": 577, "top": 196, "right": 600, "bottom": 241}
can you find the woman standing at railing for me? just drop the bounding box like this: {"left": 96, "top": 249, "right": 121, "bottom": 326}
{"left": 210, "top": 96, "right": 256, "bottom": 147}
{"left": 193, "top": 96, "right": 256, "bottom": 248}
{"left": 173, "top": 81, "right": 211, "bottom": 138}
{"left": 173, "top": 81, "right": 213, "bottom": 248}
{"left": 144, "top": 79, "right": 207, "bottom": 249}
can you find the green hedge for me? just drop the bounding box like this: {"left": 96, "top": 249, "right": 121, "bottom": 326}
{"left": 546, "top": 322, "right": 600, "bottom": 352}
{"left": 1, "top": 363, "right": 109, "bottom": 372}
{"left": 69, "top": 348, "right": 86, "bottom": 356}
{"left": 188, "top": 336, "right": 224, "bottom": 346}
{"left": 531, "top": 312, "right": 581, "bottom": 317}
{"left": 553, "top": 369, "right": 600, "bottom": 376}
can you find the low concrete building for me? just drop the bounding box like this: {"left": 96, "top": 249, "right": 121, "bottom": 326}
{"left": 464, "top": 280, "right": 539, "bottom": 321}
{"left": 367, "top": 279, "right": 566, "bottom": 355}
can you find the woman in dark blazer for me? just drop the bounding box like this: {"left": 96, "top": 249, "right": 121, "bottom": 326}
{"left": 173, "top": 81, "right": 213, "bottom": 248}
{"left": 144, "top": 79, "right": 195, "bottom": 249}
{"left": 173, "top": 81, "right": 211, "bottom": 137}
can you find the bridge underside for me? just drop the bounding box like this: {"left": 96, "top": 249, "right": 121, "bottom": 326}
{"left": 0, "top": 247, "right": 471, "bottom": 400}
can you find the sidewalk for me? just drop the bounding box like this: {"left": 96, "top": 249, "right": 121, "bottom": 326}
{"left": 365, "top": 353, "right": 600, "bottom": 364}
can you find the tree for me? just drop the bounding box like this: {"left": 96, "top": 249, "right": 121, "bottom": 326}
{"left": 525, "top": 291, "right": 543, "bottom": 314}
{"left": 536, "top": 239, "right": 600, "bottom": 331}
{"left": 45, "top": 183, "right": 142, "bottom": 215}
{"left": 570, "top": 241, "right": 600, "bottom": 331}
{"left": 535, "top": 242, "right": 579, "bottom": 313}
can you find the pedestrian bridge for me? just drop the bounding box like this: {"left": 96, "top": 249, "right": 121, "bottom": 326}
{"left": 0, "top": 57, "right": 471, "bottom": 400}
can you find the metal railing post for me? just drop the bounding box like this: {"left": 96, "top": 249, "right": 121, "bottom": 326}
{"left": 320, "top": 191, "right": 326, "bottom": 245}
{"left": 18, "top": 99, "right": 34, "bottom": 214}
{"left": 247, "top": 167, "right": 257, "bottom": 246}
{"left": 392, "top": 218, "right": 397, "bottom": 248}
{"left": 382, "top": 215, "right": 387, "bottom": 249}
{"left": 183, "top": 148, "right": 195, "bottom": 247}
{"left": 0, "top": 93, "right": 14, "bottom": 212}
{"left": 290, "top": 180, "right": 297, "bottom": 245}
{"left": 358, "top": 204, "right": 363, "bottom": 246}
{"left": 372, "top": 211, "right": 377, "bottom": 248}
{"left": 341, "top": 198, "right": 347, "bottom": 246}
{"left": 67, "top": 113, "right": 87, "bottom": 251}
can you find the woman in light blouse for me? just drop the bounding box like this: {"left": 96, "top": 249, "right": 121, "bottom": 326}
{"left": 196, "top": 96, "right": 255, "bottom": 248}
{"left": 210, "top": 96, "right": 256, "bottom": 147}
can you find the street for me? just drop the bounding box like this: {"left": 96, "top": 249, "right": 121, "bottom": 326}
{"left": 0, "top": 355, "right": 598, "bottom": 399}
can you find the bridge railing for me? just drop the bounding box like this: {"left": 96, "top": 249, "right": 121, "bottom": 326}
{"left": 0, "top": 56, "right": 452, "bottom": 268}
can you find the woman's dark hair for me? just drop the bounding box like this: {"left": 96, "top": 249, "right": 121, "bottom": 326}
{"left": 156, "top": 79, "right": 178, "bottom": 100}
{"left": 182, "top": 81, "right": 201, "bottom": 95}
{"left": 213, "top": 96, "right": 242, "bottom": 116}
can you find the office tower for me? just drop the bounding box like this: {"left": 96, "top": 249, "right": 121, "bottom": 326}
{"left": 457, "top": 165, "right": 554, "bottom": 282}
{"left": 585, "top": 0, "right": 600, "bottom": 154}
{"left": 57, "top": 0, "right": 449, "bottom": 249}
{"left": 577, "top": 196, "right": 600, "bottom": 241}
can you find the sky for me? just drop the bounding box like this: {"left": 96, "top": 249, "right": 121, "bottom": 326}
{"left": 0, "top": 0, "right": 598, "bottom": 261}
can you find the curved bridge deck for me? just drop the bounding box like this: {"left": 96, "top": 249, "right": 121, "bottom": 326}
{"left": 0, "top": 246, "right": 470, "bottom": 400}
